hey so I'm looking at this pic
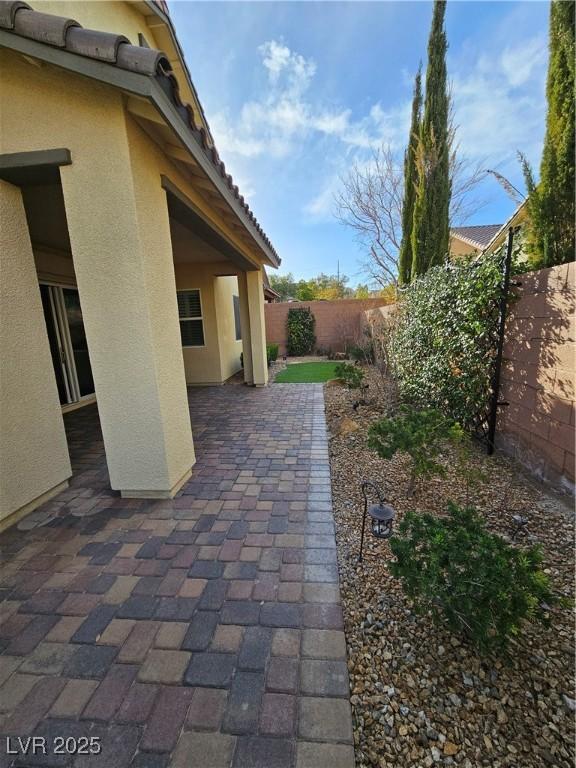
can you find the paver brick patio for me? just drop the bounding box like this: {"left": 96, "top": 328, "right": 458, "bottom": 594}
{"left": 0, "top": 385, "right": 353, "bottom": 767}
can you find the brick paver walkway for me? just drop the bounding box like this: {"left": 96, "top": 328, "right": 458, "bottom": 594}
{"left": 0, "top": 385, "right": 354, "bottom": 768}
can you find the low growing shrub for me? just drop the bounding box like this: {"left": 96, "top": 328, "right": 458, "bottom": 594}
{"left": 368, "top": 407, "right": 463, "bottom": 495}
{"left": 335, "top": 362, "right": 365, "bottom": 389}
{"left": 287, "top": 307, "right": 316, "bottom": 356}
{"left": 390, "top": 503, "right": 555, "bottom": 652}
{"left": 347, "top": 341, "right": 375, "bottom": 364}
{"left": 266, "top": 343, "right": 279, "bottom": 365}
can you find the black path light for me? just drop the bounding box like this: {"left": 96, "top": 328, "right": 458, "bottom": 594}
{"left": 511, "top": 514, "right": 529, "bottom": 541}
{"left": 358, "top": 480, "right": 395, "bottom": 562}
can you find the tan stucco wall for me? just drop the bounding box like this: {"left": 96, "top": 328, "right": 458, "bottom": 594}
{"left": 173, "top": 261, "right": 242, "bottom": 385}
{"left": 245, "top": 270, "right": 268, "bottom": 386}
{"left": 0, "top": 180, "right": 72, "bottom": 524}
{"left": 1, "top": 48, "right": 196, "bottom": 496}
{"left": 1, "top": 43, "right": 271, "bottom": 504}
{"left": 449, "top": 235, "right": 480, "bottom": 259}
{"left": 1, "top": 45, "right": 263, "bottom": 269}
{"left": 28, "top": 1, "right": 209, "bottom": 142}
{"left": 216, "top": 276, "right": 243, "bottom": 381}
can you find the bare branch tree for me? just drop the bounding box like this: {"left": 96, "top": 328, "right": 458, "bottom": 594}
{"left": 335, "top": 147, "right": 403, "bottom": 289}
{"left": 335, "top": 142, "right": 489, "bottom": 287}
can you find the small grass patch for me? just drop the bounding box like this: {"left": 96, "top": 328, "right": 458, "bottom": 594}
{"left": 275, "top": 362, "right": 340, "bottom": 383}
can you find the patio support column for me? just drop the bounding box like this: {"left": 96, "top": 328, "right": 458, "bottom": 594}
{"left": 59, "top": 115, "right": 195, "bottom": 499}
{"left": 0, "top": 180, "right": 71, "bottom": 527}
{"left": 238, "top": 271, "right": 254, "bottom": 385}
{"left": 246, "top": 269, "right": 268, "bottom": 387}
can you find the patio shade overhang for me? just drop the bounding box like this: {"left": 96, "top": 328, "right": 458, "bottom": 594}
{"left": 0, "top": 1, "right": 280, "bottom": 270}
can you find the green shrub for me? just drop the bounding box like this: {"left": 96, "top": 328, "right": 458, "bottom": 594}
{"left": 368, "top": 407, "right": 463, "bottom": 494}
{"left": 335, "top": 362, "right": 365, "bottom": 389}
{"left": 390, "top": 250, "right": 520, "bottom": 430}
{"left": 347, "top": 341, "right": 375, "bottom": 364}
{"left": 287, "top": 308, "right": 316, "bottom": 356}
{"left": 266, "top": 343, "right": 279, "bottom": 364}
{"left": 390, "top": 503, "right": 555, "bottom": 652}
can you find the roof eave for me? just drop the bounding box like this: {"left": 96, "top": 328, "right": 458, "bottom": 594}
{"left": 141, "top": 0, "right": 214, "bottom": 144}
{"left": 0, "top": 29, "right": 280, "bottom": 268}
{"left": 482, "top": 201, "right": 527, "bottom": 255}
{"left": 450, "top": 232, "right": 483, "bottom": 250}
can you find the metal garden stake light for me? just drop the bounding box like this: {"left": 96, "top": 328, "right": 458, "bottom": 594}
{"left": 358, "top": 480, "right": 395, "bottom": 562}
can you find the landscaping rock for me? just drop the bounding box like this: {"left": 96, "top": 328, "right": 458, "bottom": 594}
{"left": 324, "top": 366, "right": 575, "bottom": 768}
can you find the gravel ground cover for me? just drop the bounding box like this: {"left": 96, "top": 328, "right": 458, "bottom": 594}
{"left": 324, "top": 367, "right": 575, "bottom": 768}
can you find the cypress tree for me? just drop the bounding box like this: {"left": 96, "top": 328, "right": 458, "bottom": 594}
{"left": 523, "top": 0, "right": 575, "bottom": 268}
{"left": 398, "top": 65, "right": 422, "bottom": 285}
{"left": 411, "top": 0, "right": 451, "bottom": 278}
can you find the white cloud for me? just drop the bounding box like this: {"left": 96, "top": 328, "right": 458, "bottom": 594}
{"left": 209, "top": 26, "right": 547, "bottom": 224}
{"left": 304, "top": 181, "right": 338, "bottom": 219}
{"left": 500, "top": 36, "right": 547, "bottom": 88}
{"left": 210, "top": 38, "right": 410, "bottom": 163}
{"left": 451, "top": 34, "right": 547, "bottom": 167}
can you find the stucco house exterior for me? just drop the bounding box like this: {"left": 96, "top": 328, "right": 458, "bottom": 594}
{"left": 449, "top": 223, "right": 503, "bottom": 257}
{"left": 0, "top": 0, "right": 280, "bottom": 529}
{"left": 449, "top": 202, "right": 528, "bottom": 259}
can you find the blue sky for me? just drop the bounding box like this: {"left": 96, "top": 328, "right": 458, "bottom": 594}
{"left": 169, "top": 1, "right": 549, "bottom": 286}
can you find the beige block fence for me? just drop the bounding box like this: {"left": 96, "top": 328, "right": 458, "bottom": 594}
{"left": 497, "top": 262, "right": 575, "bottom": 492}
{"left": 264, "top": 298, "right": 391, "bottom": 356}
{"left": 360, "top": 264, "right": 575, "bottom": 493}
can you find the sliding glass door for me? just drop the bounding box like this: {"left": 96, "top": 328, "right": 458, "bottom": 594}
{"left": 39, "top": 284, "right": 95, "bottom": 406}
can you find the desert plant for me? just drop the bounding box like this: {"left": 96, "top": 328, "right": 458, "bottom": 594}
{"left": 286, "top": 307, "right": 316, "bottom": 356}
{"left": 335, "top": 362, "right": 365, "bottom": 389}
{"left": 368, "top": 407, "right": 463, "bottom": 495}
{"left": 347, "top": 339, "right": 375, "bottom": 364}
{"left": 266, "top": 343, "right": 279, "bottom": 365}
{"left": 390, "top": 503, "right": 555, "bottom": 652}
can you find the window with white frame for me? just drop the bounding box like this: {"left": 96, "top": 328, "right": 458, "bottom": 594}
{"left": 177, "top": 289, "right": 204, "bottom": 347}
{"left": 233, "top": 295, "right": 241, "bottom": 341}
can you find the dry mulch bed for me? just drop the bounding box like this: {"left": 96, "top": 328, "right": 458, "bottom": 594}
{"left": 325, "top": 367, "right": 575, "bottom": 768}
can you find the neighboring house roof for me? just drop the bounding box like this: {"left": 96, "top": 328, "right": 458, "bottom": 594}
{"left": 262, "top": 269, "right": 280, "bottom": 300}
{"left": 482, "top": 200, "right": 528, "bottom": 255}
{"left": 450, "top": 224, "right": 503, "bottom": 250}
{"left": 0, "top": 0, "right": 280, "bottom": 267}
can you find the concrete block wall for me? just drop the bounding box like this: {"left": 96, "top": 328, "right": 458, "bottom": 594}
{"left": 497, "top": 261, "right": 575, "bottom": 493}
{"left": 264, "top": 298, "right": 392, "bottom": 355}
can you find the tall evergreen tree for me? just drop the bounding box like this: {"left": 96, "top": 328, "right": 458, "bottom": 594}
{"left": 411, "top": 0, "right": 451, "bottom": 278}
{"left": 522, "top": 0, "right": 575, "bottom": 268}
{"left": 398, "top": 65, "right": 422, "bottom": 285}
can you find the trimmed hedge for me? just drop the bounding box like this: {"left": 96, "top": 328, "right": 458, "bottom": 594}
{"left": 287, "top": 307, "right": 316, "bottom": 356}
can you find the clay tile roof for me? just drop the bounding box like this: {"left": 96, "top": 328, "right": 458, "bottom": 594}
{"left": 0, "top": 0, "right": 279, "bottom": 265}
{"left": 450, "top": 224, "right": 503, "bottom": 250}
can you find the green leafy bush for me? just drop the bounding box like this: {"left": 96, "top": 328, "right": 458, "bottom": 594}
{"left": 347, "top": 340, "right": 375, "bottom": 364}
{"left": 266, "top": 343, "right": 279, "bottom": 365}
{"left": 390, "top": 503, "right": 555, "bottom": 652}
{"left": 368, "top": 407, "right": 463, "bottom": 494}
{"left": 390, "top": 251, "right": 510, "bottom": 429}
{"left": 287, "top": 308, "right": 316, "bottom": 356}
{"left": 335, "top": 362, "right": 365, "bottom": 389}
